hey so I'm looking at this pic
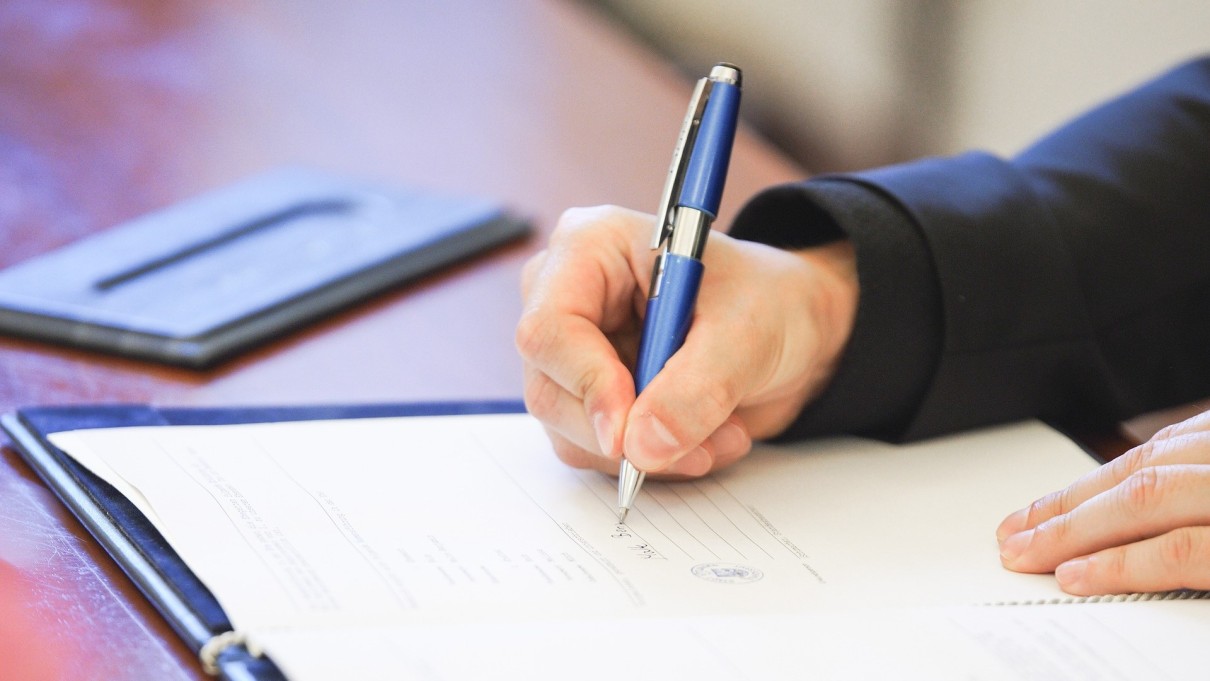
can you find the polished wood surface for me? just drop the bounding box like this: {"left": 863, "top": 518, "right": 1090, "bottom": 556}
{"left": 0, "top": 1, "right": 801, "bottom": 678}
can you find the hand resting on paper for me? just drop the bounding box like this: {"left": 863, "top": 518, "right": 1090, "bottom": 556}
{"left": 998, "top": 409, "right": 1210, "bottom": 596}
{"left": 516, "top": 206, "right": 858, "bottom": 478}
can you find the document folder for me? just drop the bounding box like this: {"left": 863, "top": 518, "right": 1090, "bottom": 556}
{"left": 2, "top": 401, "right": 524, "bottom": 681}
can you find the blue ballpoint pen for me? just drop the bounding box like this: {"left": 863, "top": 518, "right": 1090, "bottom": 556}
{"left": 617, "top": 63, "right": 742, "bottom": 522}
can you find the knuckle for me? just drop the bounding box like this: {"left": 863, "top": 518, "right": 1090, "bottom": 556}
{"left": 1152, "top": 422, "right": 1185, "bottom": 442}
{"left": 1055, "top": 485, "right": 1081, "bottom": 517}
{"left": 695, "top": 374, "right": 742, "bottom": 421}
{"left": 1147, "top": 412, "right": 1210, "bottom": 442}
{"left": 1121, "top": 467, "right": 1166, "bottom": 514}
{"left": 1159, "top": 528, "right": 1201, "bottom": 577}
{"left": 553, "top": 205, "right": 649, "bottom": 252}
{"left": 514, "top": 309, "right": 555, "bottom": 361}
{"left": 519, "top": 249, "right": 548, "bottom": 294}
{"left": 572, "top": 364, "right": 607, "bottom": 405}
{"left": 1098, "top": 546, "right": 1130, "bottom": 582}
{"left": 1026, "top": 491, "right": 1063, "bottom": 527}
{"left": 522, "top": 372, "right": 562, "bottom": 422}
{"left": 1120, "top": 440, "right": 1159, "bottom": 475}
{"left": 553, "top": 206, "right": 592, "bottom": 231}
{"left": 1036, "top": 511, "right": 1073, "bottom": 545}
{"left": 552, "top": 206, "right": 615, "bottom": 241}
{"left": 580, "top": 372, "right": 617, "bottom": 419}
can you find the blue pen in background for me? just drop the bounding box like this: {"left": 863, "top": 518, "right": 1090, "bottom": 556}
{"left": 617, "top": 63, "right": 742, "bottom": 522}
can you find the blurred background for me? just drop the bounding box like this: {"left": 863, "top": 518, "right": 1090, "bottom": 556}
{"left": 594, "top": 0, "right": 1210, "bottom": 173}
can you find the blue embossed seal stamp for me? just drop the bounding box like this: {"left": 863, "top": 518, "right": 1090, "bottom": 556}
{"left": 690, "top": 562, "right": 764, "bottom": 584}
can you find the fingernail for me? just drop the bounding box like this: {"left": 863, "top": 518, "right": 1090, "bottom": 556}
{"left": 592, "top": 412, "right": 615, "bottom": 457}
{"left": 707, "top": 421, "right": 748, "bottom": 458}
{"left": 664, "top": 447, "right": 712, "bottom": 476}
{"left": 999, "top": 530, "right": 1033, "bottom": 565}
{"left": 1055, "top": 559, "right": 1087, "bottom": 588}
{"left": 625, "top": 412, "right": 682, "bottom": 468}
{"left": 997, "top": 508, "right": 1030, "bottom": 543}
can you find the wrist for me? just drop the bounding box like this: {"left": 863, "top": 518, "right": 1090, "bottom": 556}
{"left": 793, "top": 240, "right": 858, "bottom": 403}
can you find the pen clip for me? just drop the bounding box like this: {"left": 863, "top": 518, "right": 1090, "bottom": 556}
{"left": 651, "top": 77, "right": 711, "bottom": 250}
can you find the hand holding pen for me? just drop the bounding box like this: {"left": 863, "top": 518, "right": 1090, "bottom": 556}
{"left": 617, "top": 64, "right": 744, "bottom": 520}
{"left": 516, "top": 66, "right": 859, "bottom": 512}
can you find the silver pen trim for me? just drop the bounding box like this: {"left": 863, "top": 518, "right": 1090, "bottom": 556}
{"left": 666, "top": 207, "right": 710, "bottom": 260}
{"left": 651, "top": 77, "right": 709, "bottom": 251}
{"left": 709, "top": 63, "right": 741, "bottom": 86}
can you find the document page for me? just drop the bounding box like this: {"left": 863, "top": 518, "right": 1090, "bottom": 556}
{"left": 250, "top": 599, "right": 1210, "bottom": 681}
{"left": 50, "top": 414, "right": 1096, "bottom": 637}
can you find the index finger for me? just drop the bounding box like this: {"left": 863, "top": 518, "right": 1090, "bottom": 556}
{"left": 516, "top": 207, "right": 654, "bottom": 453}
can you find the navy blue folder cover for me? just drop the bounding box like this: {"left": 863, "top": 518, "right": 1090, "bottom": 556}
{"left": 2, "top": 400, "right": 526, "bottom": 681}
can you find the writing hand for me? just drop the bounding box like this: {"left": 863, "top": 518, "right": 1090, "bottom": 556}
{"left": 998, "top": 410, "right": 1210, "bottom": 595}
{"left": 517, "top": 206, "right": 857, "bottom": 478}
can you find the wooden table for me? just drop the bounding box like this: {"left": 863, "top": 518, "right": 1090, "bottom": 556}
{"left": 0, "top": 1, "right": 801, "bottom": 678}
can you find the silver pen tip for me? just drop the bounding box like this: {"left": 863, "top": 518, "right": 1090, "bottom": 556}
{"left": 618, "top": 507, "right": 629, "bottom": 523}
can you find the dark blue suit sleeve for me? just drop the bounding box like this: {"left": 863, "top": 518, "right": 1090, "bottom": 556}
{"left": 730, "top": 57, "right": 1210, "bottom": 440}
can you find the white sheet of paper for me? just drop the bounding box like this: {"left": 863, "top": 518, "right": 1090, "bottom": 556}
{"left": 249, "top": 600, "right": 1210, "bottom": 681}
{"left": 50, "top": 413, "right": 1118, "bottom": 676}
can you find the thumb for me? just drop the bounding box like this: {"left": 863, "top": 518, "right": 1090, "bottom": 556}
{"left": 621, "top": 338, "right": 756, "bottom": 474}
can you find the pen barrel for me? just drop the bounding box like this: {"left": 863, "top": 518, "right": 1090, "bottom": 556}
{"left": 634, "top": 253, "right": 704, "bottom": 393}
{"left": 678, "top": 81, "right": 741, "bottom": 217}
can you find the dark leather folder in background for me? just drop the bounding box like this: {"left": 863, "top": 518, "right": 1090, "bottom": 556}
{"left": 0, "top": 168, "right": 529, "bottom": 368}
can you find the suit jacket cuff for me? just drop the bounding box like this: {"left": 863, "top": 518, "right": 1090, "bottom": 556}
{"left": 730, "top": 178, "right": 943, "bottom": 439}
